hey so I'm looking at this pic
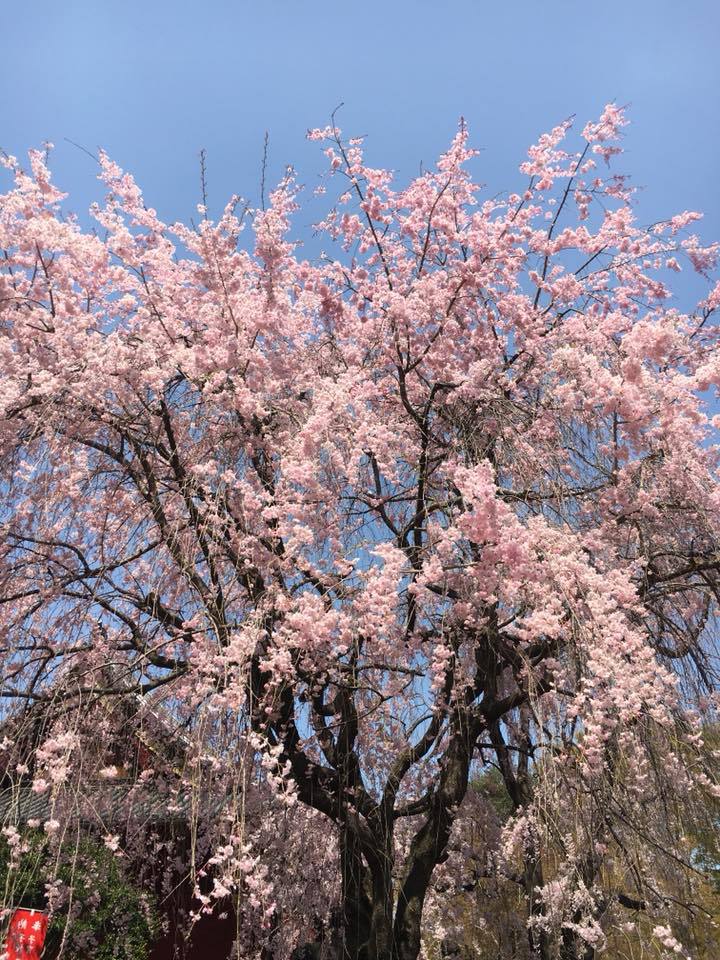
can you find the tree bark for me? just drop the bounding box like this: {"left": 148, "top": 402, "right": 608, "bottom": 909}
{"left": 340, "top": 825, "right": 373, "bottom": 960}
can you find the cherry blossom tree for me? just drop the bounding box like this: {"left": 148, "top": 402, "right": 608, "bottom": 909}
{"left": 1, "top": 105, "right": 719, "bottom": 960}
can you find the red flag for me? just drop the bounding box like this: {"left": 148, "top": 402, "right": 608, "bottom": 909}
{"left": 4, "top": 909, "right": 48, "bottom": 960}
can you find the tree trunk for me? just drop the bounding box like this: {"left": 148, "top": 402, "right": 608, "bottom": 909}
{"left": 340, "top": 826, "right": 373, "bottom": 960}
{"left": 392, "top": 723, "right": 474, "bottom": 960}
{"left": 524, "top": 853, "right": 552, "bottom": 960}
{"left": 391, "top": 837, "right": 435, "bottom": 960}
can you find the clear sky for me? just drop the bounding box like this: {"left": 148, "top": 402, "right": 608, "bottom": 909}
{"left": 2, "top": 0, "right": 719, "bottom": 273}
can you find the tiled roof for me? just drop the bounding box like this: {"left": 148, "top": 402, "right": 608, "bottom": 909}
{"left": 0, "top": 782, "right": 201, "bottom": 828}
{"left": 0, "top": 786, "right": 49, "bottom": 824}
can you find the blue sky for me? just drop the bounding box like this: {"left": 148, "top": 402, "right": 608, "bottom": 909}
{"left": 2, "top": 0, "right": 719, "bottom": 280}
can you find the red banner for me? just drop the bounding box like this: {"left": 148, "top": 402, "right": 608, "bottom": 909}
{"left": 4, "top": 909, "right": 48, "bottom": 960}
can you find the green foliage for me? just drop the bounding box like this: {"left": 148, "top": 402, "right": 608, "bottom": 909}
{"left": 693, "top": 822, "right": 720, "bottom": 894}
{"left": 692, "top": 727, "right": 720, "bottom": 894}
{"left": 0, "top": 828, "right": 47, "bottom": 910}
{"left": 470, "top": 766, "right": 514, "bottom": 822}
{"left": 0, "top": 829, "right": 159, "bottom": 960}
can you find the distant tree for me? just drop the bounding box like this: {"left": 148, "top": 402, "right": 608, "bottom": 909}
{"left": 0, "top": 105, "right": 719, "bottom": 959}
{"left": 423, "top": 725, "right": 720, "bottom": 959}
